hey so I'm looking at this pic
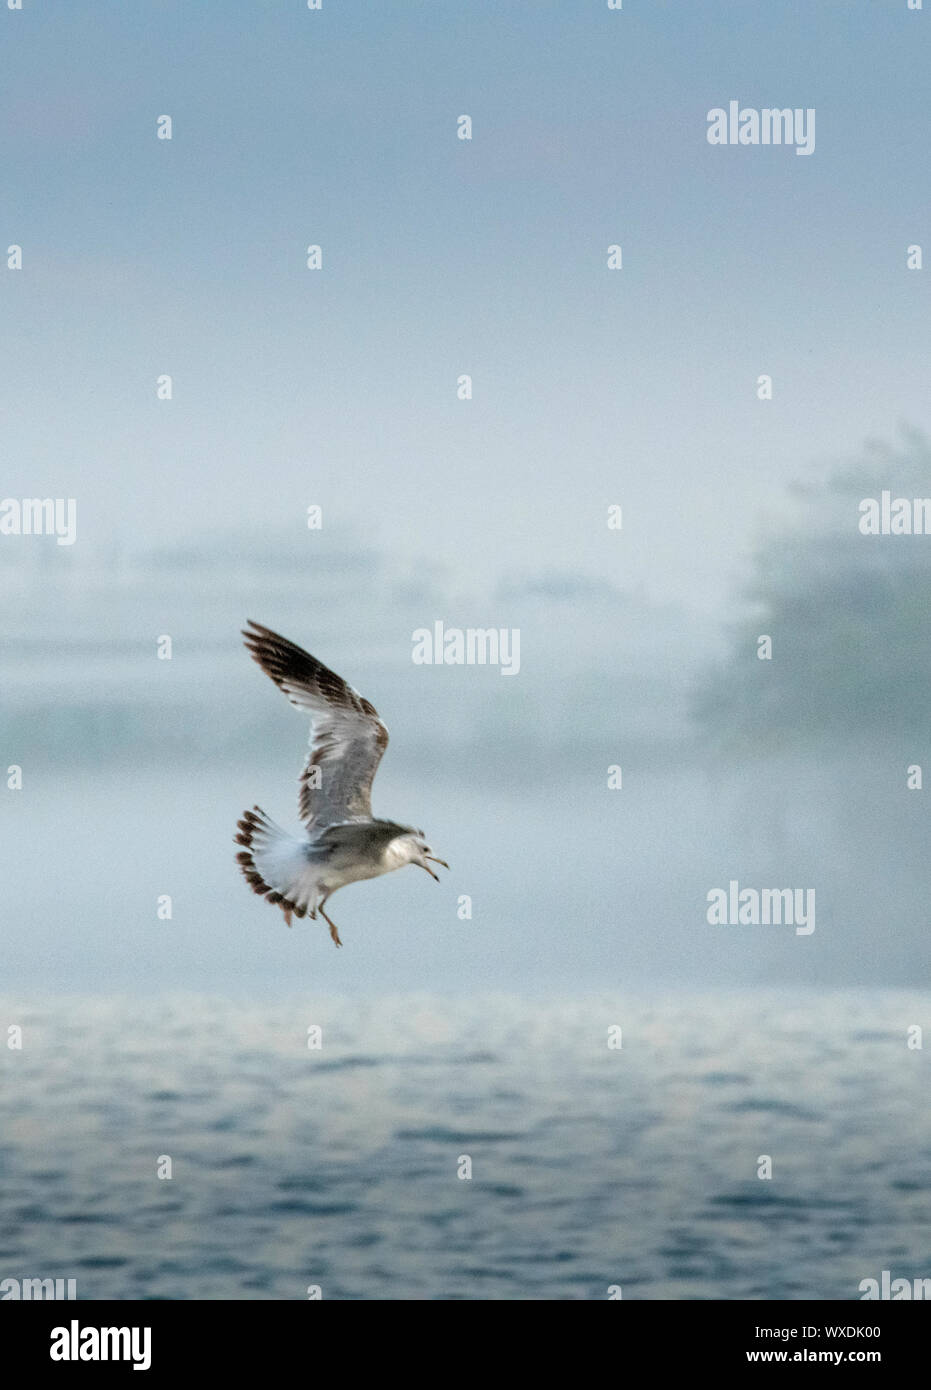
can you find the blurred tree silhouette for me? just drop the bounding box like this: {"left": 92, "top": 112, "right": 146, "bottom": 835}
{"left": 693, "top": 428, "right": 931, "bottom": 754}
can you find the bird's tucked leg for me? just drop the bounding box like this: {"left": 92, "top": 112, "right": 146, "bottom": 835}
{"left": 318, "top": 899, "right": 342, "bottom": 948}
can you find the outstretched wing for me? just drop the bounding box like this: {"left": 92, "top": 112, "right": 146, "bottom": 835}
{"left": 242, "top": 620, "right": 389, "bottom": 832}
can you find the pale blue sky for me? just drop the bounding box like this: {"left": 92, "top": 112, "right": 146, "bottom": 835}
{"left": 1, "top": 0, "right": 927, "bottom": 610}
{"left": 1, "top": 3, "right": 930, "bottom": 992}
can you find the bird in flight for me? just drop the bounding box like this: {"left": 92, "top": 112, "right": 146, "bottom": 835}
{"left": 235, "top": 621, "right": 448, "bottom": 946}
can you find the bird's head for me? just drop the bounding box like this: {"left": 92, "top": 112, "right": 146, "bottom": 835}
{"left": 392, "top": 827, "right": 449, "bottom": 881}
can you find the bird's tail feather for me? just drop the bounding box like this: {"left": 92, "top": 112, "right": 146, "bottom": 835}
{"left": 235, "top": 806, "right": 319, "bottom": 922}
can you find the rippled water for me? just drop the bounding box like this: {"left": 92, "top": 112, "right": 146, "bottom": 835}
{"left": 0, "top": 991, "right": 928, "bottom": 1299}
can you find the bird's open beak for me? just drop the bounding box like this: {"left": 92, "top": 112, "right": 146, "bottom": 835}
{"left": 419, "top": 855, "right": 449, "bottom": 881}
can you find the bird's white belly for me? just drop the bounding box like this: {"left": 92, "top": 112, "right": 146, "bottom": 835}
{"left": 321, "top": 858, "right": 392, "bottom": 893}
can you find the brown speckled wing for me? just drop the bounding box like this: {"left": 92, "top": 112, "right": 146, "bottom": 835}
{"left": 242, "top": 620, "right": 389, "bottom": 832}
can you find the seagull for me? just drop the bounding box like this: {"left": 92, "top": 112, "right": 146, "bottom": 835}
{"left": 235, "top": 621, "right": 448, "bottom": 947}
